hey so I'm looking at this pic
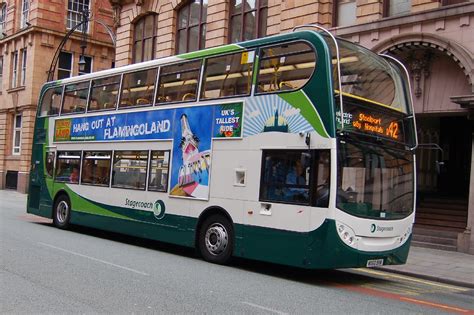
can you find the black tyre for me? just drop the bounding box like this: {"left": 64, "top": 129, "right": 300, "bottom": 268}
{"left": 53, "top": 194, "right": 71, "bottom": 229}
{"left": 198, "top": 214, "right": 234, "bottom": 264}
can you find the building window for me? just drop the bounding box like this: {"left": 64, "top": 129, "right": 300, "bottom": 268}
{"left": 176, "top": 0, "right": 208, "bottom": 54}
{"left": 58, "top": 52, "right": 73, "bottom": 80}
{"left": 0, "top": 3, "right": 6, "bottom": 35}
{"left": 20, "top": 48, "right": 27, "bottom": 86}
{"left": 78, "top": 55, "right": 92, "bottom": 75}
{"left": 12, "top": 114, "right": 22, "bottom": 155}
{"left": 11, "top": 51, "right": 18, "bottom": 88}
{"left": 20, "top": 0, "right": 29, "bottom": 28}
{"left": 133, "top": 14, "right": 157, "bottom": 63}
{"left": 333, "top": 0, "right": 356, "bottom": 27}
{"left": 384, "top": 0, "right": 410, "bottom": 17}
{"left": 229, "top": 0, "right": 267, "bottom": 43}
{"left": 67, "top": 0, "right": 90, "bottom": 32}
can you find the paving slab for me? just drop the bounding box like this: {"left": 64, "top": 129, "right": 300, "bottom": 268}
{"left": 378, "top": 245, "right": 474, "bottom": 288}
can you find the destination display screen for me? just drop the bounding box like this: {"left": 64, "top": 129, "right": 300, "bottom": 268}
{"left": 336, "top": 103, "right": 405, "bottom": 142}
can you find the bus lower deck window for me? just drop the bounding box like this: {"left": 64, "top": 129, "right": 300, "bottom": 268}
{"left": 81, "top": 151, "right": 111, "bottom": 186}
{"left": 55, "top": 151, "right": 81, "bottom": 184}
{"left": 112, "top": 151, "right": 148, "bottom": 190}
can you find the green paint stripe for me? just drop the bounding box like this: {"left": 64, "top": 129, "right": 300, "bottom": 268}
{"left": 279, "top": 90, "right": 329, "bottom": 138}
{"left": 178, "top": 44, "right": 243, "bottom": 60}
{"left": 65, "top": 186, "right": 131, "bottom": 220}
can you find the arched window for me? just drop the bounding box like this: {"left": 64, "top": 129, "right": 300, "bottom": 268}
{"left": 176, "top": 0, "right": 208, "bottom": 54}
{"left": 133, "top": 14, "right": 158, "bottom": 63}
{"left": 229, "top": 0, "right": 268, "bottom": 43}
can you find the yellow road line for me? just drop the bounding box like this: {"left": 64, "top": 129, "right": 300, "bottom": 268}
{"left": 354, "top": 268, "right": 469, "bottom": 292}
{"left": 400, "top": 297, "right": 472, "bottom": 313}
{"left": 361, "top": 283, "right": 420, "bottom": 296}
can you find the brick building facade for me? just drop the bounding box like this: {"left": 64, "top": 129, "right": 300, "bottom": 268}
{"left": 0, "top": 0, "right": 115, "bottom": 192}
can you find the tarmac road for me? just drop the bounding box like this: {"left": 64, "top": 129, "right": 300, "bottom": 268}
{"left": 1, "top": 190, "right": 473, "bottom": 314}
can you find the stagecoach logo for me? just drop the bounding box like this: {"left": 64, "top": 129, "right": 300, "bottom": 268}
{"left": 124, "top": 198, "right": 166, "bottom": 219}
{"left": 371, "top": 224, "right": 394, "bottom": 233}
{"left": 153, "top": 200, "right": 166, "bottom": 220}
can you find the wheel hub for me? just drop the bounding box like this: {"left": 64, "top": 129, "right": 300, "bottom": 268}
{"left": 57, "top": 200, "right": 69, "bottom": 223}
{"left": 205, "top": 223, "right": 228, "bottom": 256}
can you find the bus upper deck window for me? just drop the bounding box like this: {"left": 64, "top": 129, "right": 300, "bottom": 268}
{"left": 39, "top": 86, "right": 62, "bottom": 117}
{"left": 156, "top": 60, "right": 201, "bottom": 104}
{"left": 120, "top": 68, "right": 157, "bottom": 108}
{"left": 257, "top": 42, "right": 316, "bottom": 94}
{"left": 62, "top": 82, "right": 90, "bottom": 115}
{"left": 201, "top": 50, "right": 254, "bottom": 100}
{"left": 89, "top": 75, "right": 121, "bottom": 111}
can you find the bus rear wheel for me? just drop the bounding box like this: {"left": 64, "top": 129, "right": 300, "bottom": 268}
{"left": 198, "top": 214, "right": 233, "bottom": 264}
{"left": 53, "top": 194, "right": 71, "bottom": 229}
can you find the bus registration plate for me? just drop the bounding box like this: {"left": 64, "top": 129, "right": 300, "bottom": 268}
{"left": 366, "top": 259, "right": 384, "bottom": 268}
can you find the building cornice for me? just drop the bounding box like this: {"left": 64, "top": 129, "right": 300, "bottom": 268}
{"left": 0, "top": 26, "right": 115, "bottom": 48}
{"left": 331, "top": 2, "right": 474, "bottom": 37}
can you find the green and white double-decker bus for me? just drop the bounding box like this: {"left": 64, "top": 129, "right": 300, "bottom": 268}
{"left": 27, "top": 26, "right": 417, "bottom": 268}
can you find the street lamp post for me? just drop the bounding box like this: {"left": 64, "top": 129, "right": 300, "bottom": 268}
{"left": 47, "top": 9, "right": 116, "bottom": 82}
{"left": 78, "top": 9, "right": 89, "bottom": 74}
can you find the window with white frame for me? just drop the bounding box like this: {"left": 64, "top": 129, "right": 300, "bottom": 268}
{"left": 20, "top": 0, "right": 29, "bottom": 29}
{"left": 67, "top": 0, "right": 90, "bottom": 33}
{"left": 12, "top": 114, "right": 22, "bottom": 155}
{"left": 58, "top": 51, "right": 73, "bottom": 80}
{"left": 20, "top": 48, "right": 27, "bottom": 86}
{"left": 0, "top": 3, "right": 6, "bottom": 35}
{"left": 78, "top": 55, "right": 92, "bottom": 75}
{"left": 11, "top": 51, "right": 18, "bottom": 88}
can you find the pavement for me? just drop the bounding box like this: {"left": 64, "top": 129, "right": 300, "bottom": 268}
{"left": 378, "top": 245, "right": 474, "bottom": 288}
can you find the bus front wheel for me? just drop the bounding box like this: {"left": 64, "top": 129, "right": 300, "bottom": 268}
{"left": 53, "top": 194, "right": 71, "bottom": 229}
{"left": 198, "top": 214, "right": 233, "bottom": 264}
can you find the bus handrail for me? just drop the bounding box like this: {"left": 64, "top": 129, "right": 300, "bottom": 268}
{"left": 292, "top": 24, "right": 345, "bottom": 131}
{"left": 379, "top": 54, "right": 419, "bottom": 150}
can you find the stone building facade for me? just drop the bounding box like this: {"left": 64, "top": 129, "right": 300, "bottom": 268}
{"left": 0, "top": 0, "right": 115, "bottom": 193}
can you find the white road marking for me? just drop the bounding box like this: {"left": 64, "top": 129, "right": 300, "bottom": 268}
{"left": 241, "top": 302, "right": 288, "bottom": 315}
{"left": 38, "top": 242, "right": 149, "bottom": 276}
